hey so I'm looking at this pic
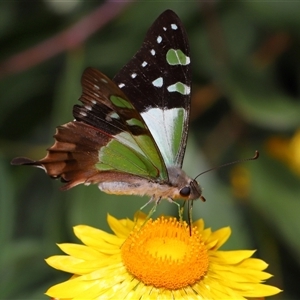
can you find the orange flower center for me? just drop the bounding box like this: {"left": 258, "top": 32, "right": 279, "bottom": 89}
{"left": 121, "top": 217, "right": 209, "bottom": 289}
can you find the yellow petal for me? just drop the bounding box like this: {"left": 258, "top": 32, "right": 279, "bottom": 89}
{"left": 239, "top": 283, "right": 283, "bottom": 297}
{"left": 239, "top": 257, "right": 268, "bottom": 270}
{"left": 210, "top": 262, "right": 273, "bottom": 281}
{"left": 57, "top": 243, "right": 105, "bottom": 260}
{"left": 46, "top": 276, "right": 93, "bottom": 298}
{"left": 107, "top": 213, "right": 132, "bottom": 238}
{"left": 74, "top": 225, "right": 122, "bottom": 248}
{"left": 210, "top": 250, "right": 256, "bottom": 264}
{"left": 193, "top": 218, "right": 205, "bottom": 232}
{"left": 45, "top": 255, "right": 121, "bottom": 275}
{"left": 208, "top": 227, "right": 231, "bottom": 250}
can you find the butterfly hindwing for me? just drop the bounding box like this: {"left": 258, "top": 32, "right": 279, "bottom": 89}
{"left": 12, "top": 120, "right": 161, "bottom": 190}
{"left": 113, "top": 10, "right": 191, "bottom": 168}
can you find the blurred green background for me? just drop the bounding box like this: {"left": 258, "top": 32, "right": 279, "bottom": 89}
{"left": 1, "top": 1, "right": 300, "bottom": 299}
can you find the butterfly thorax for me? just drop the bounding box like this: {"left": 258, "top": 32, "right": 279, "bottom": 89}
{"left": 98, "top": 166, "right": 202, "bottom": 202}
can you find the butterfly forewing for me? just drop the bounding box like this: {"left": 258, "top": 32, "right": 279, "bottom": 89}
{"left": 113, "top": 10, "right": 191, "bottom": 168}
{"left": 74, "top": 68, "right": 169, "bottom": 181}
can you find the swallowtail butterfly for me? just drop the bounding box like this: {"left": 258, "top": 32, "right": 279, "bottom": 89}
{"left": 12, "top": 10, "right": 205, "bottom": 213}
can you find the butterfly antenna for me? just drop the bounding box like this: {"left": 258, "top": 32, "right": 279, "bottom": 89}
{"left": 194, "top": 150, "right": 259, "bottom": 181}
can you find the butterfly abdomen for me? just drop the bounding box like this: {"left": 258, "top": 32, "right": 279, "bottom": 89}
{"left": 98, "top": 179, "right": 180, "bottom": 199}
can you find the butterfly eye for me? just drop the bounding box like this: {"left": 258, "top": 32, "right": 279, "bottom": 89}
{"left": 180, "top": 186, "right": 191, "bottom": 197}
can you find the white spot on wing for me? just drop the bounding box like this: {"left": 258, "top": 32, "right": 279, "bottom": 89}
{"left": 80, "top": 111, "right": 87, "bottom": 117}
{"left": 118, "top": 83, "right": 125, "bottom": 88}
{"left": 94, "top": 93, "right": 99, "bottom": 97}
{"left": 92, "top": 100, "right": 97, "bottom": 104}
{"left": 171, "top": 24, "right": 178, "bottom": 30}
{"left": 157, "top": 36, "right": 162, "bottom": 44}
{"left": 85, "top": 106, "right": 92, "bottom": 111}
{"left": 106, "top": 112, "right": 120, "bottom": 121}
{"left": 163, "top": 26, "right": 167, "bottom": 31}
{"left": 101, "top": 78, "right": 108, "bottom": 83}
{"left": 94, "top": 84, "right": 100, "bottom": 90}
{"left": 110, "top": 112, "right": 120, "bottom": 119}
{"left": 142, "top": 61, "right": 148, "bottom": 67}
{"left": 185, "top": 86, "right": 191, "bottom": 95}
{"left": 167, "top": 85, "right": 177, "bottom": 92}
{"left": 152, "top": 77, "right": 163, "bottom": 88}
{"left": 131, "top": 73, "right": 137, "bottom": 79}
{"left": 150, "top": 49, "right": 156, "bottom": 56}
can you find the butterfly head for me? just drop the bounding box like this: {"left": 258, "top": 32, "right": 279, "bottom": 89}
{"left": 167, "top": 166, "right": 203, "bottom": 202}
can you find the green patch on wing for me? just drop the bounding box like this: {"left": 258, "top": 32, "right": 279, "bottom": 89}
{"left": 171, "top": 108, "right": 185, "bottom": 162}
{"left": 97, "top": 133, "right": 168, "bottom": 180}
{"left": 166, "top": 49, "right": 190, "bottom": 66}
{"left": 110, "top": 95, "right": 134, "bottom": 109}
{"left": 167, "top": 82, "right": 190, "bottom": 95}
{"left": 126, "top": 118, "right": 145, "bottom": 128}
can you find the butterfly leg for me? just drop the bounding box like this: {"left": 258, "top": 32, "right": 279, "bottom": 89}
{"left": 167, "top": 197, "right": 184, "bottom": 223}
{"left": 140, "top": 195, "right": 163, "bottom": 218}
{"left": 140, "top": 195, "right": 155, "bottom": 211}
{"left": 137, "top": 196, "right": 161, "bottom": 229}
{"left": 147, "top": 199, "right": 159, "bottom": 220}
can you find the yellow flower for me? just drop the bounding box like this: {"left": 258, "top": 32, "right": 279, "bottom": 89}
{"left": 45, "top": 212, "right": 281, "bottom": 299}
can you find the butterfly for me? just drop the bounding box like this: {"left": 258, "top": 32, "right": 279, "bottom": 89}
{"left": 11, "top": 10, "right": 205, "bottom": 215}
